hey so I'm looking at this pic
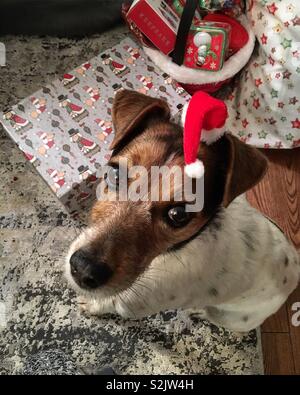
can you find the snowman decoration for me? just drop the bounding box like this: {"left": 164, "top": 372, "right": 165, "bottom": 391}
{"left": 193, "top": 31, "right": 212, "bottom": 67}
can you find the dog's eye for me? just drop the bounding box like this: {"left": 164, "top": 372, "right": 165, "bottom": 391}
{"left": 104, "top": 166, "right": 119, "bottom": 189}
{"left": 166, "top": 206, "right": 191, "bottom": 228}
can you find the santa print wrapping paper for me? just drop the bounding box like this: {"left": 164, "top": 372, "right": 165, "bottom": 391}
{"left": 0, "top": 38, "right": 189, "bottom": 217}
{"left": 224, "top": 0, "right": 300, "bottom": 148}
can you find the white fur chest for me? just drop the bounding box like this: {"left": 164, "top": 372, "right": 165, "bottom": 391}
{"left": 127, "top": 197, "right": 300, "bottom": 330}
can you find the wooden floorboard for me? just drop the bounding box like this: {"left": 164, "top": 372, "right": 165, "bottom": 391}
{"left": 287, "top": 285, "right": 300, "bottom": 374}
{"left": 261, "top": 333, "right": 295, "bottom": 375}
{"left": 261, "top": 303, "right": 289, "bottom": 333}
{"left": 247, "top": 148, "right": 300, "bottom": 375}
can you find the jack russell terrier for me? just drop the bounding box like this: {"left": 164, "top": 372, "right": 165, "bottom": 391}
{"left": 66, "top": 90, "right": 300, "bottom": 332}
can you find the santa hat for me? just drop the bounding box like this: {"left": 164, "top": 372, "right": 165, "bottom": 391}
{"left": 47, "top": 168, "right": 57, "bottom": 178}
{"left": 63, "top": 73, "right": 75, "bottom": 81}
{"left": 82, "top": 62, "right": 91, "bottom": 70}
{"left": 124, "top": 45, "right": 134, "bottom": 53}
{"left": 83, "top": 85, "right": 91, "bottom": 92}
{"left": 182, "top": 91, "right": 228, "bottom": 178}
{"left": 30, "top": 97, "right": 38, "bottom": 105}
{"left": 95, "top": 118, "right": 105, "bottom": 127}
{"left": 24, "top": 152, "right": 35, "bottom": 162}
{"left": 37, "top": 131, "right": 47, "bottom": 139}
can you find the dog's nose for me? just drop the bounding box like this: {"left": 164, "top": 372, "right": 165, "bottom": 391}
{"left": 70, "top": 249, "right": 113, "bottom": 289}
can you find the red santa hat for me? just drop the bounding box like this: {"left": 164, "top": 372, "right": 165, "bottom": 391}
{"left": 63, "top": 73, "right": 74, "bottom": 81}
{"left": 24, "top": 152, "right": 35, "bottom": 162}
{"left": 137, "top": 75, "right": 146, "bottom": 82}
{"left": 95, "top": 118, "right": 105, "bottom": 127}
{"left": 182, "top": 91, "right": 228, "bottom": 178}
{"left": 47, "top": 168, "right": 58, "bottom": 178}
{"left": 30, "top": 97, "right": 38, "bottom": 105}
{"left": 82, "top": 62, "right": 91, "bottom": 70}
{"left": 37, "top": 131, "right": 47, "bottom": 139}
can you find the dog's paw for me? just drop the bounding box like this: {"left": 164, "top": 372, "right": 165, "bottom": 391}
{"left": 77, "top": 296, "right": 115, "bottom": 317}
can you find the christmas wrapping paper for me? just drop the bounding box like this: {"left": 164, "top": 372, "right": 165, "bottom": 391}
{"left": 0, "top": 38, "right": 189, "bottom": 216}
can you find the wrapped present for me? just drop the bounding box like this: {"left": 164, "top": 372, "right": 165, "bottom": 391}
{"left": 199, "top": 0, "right": 245, "bottom": 17}
{"left": 0, "top": 38, "right": 189, "bottom": 218}
{"left": 167, "top": 0, "right": 202, "bottom": 22}
{"left": 166, "top": 0, "right": 243, "bottom": 15}
{"left": 127, "top": 0, "right": 182, "bottom": 55}
{"left": 184, "top": 21, "right": 231, "bottom": 71}
{"left": 199, "top": 0, "right": 237, "bottom": 10}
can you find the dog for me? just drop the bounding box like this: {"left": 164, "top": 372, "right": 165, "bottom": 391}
{"left": 66, "top": 90, "right": 300, "bottom": 332}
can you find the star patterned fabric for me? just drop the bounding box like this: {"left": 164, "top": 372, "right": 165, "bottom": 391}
{"left": 225, "top": 0, "right": 300, "bottom": 148}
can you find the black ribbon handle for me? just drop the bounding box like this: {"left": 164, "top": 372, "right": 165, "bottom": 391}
{"left": 171, "top": 0, "right": 199, "bottom": 66}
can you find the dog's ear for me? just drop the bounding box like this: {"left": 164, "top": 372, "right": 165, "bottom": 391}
{"left": 222, "top": 134, "right": 268, "bottom": 207}
{"left": 110, "top": 90, "right": 171, "bottom": 151}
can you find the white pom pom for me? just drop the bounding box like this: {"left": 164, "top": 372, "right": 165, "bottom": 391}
{"left": 184, "top": 160, "right": 204, "bottom": 179}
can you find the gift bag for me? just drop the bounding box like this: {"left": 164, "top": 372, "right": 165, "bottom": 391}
{"left": 124, "top": 0, "right": 255, "bottom": 93}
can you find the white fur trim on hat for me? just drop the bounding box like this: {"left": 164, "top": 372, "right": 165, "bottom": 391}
{"left": 185, "top": 159, "right": 204, "bottom": 179}
{"left": 144, "top": 16, "right": 254, "bottom": 85}
{"left": 201, "top": 126, "right": 226, "bottom": 144}
{"left": 49, "top": 170, "right": 57, "bottom": 178}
